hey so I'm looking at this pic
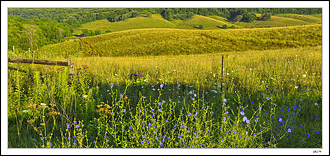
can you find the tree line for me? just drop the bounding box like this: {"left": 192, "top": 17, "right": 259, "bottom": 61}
{"left": 9, "top": 8, "right": 321, "bottom": 26}
{"left": 8, "top": 16, "right": 74, "bottom": 52}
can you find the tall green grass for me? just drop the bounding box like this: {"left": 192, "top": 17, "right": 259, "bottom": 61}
{"left": 8, "top": 46, "right": 322, "bottom": 148}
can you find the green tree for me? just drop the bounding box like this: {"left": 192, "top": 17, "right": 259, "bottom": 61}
{"left": 146, "top": 12, "right": 152, "bottom": 17}
{"left": 23, "top": 24, "right": 38, "bottom": 50}
{"left": 95, "top": 29, "right": 102, "bottom": 35}
{"left": 81, "top": 29, "right": 90, "bottom": 36}
{"left": 107, "top": 11, "right": 118, "bottom": 22}
{"left": 187, "top": 12, "right": 194, "bottom": 19}
{"left": 130, "top": 11, "right": 140, "bottom": 18}
{"left": 233, "top": 15, "right": 243, "bottom": 22}
{"left": 198, "top": 25, "right": 204, "bottom": 29}
{"left": 243, "top": 12, "right": 256, "bottom": 23}
{"left": 118, "top": 14, "right": 128, "bottom": 21}
{"left": 161, "top": 9, "right": 173, "bottom": 21}
{"left": 222, "top": 24, "right": 228, "bottom": 29}
{"left": 261, "top": 13, "right": 272, "bottom": 21}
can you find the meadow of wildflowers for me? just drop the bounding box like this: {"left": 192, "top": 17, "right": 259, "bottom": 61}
{"left": 7, "top": 46, "right": 322, "bottom": 148}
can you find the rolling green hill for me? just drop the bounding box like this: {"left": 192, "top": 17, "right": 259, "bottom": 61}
{"left": 275, "top": 14, "right": 322, "bottom": 24}
{"left": 74, "top": 13, "right": 322, "bottom": 35}
{"left": 40, "top": 24, "right": 321, "bottom": 58}
{"left": 175, "top": 15, "right": 235, "bottom": 29}
{"left": 233, "top": 15, "right": 312, "bottom": 28}
{"left": 75, "top": 14, "right": 177, "bottom": 34}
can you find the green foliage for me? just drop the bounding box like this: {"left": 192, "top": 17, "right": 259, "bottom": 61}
{"left": 173, "top": 12, "right": 194, "bottom": 20}
{"left": 8, "top": 16, "right": 74, "bottom": 51}
{"left": 198, "top": 25, "right": 204, "bottom": 29}
{"left": 146, "top": 12, "right": 152, "bottom": 17}
{"left": 95, "top": 30, "right": 102, "bottom": 35}
{"left": 81, "top": 29, "right": 95, "bottom": 37}
{"left": 161, "top": 9, "right": 173, "bottom": 21}
{"left": 105, "top": 30, "right": 112, "bottom": 33}
{"left": 233, "top": 15, "right": 243, "bottom": 22}
{"left": 261, "top": 13, "right": 272, "bottom": 21}
{"left": 107, "top": 11, "right": 118, "bottom": 22}
{"left": 243, "top": 12, "right": 257, "bottom": 23}
{"left": 129, "top": 11, "right": 140, "bottom": 18}
{"left": 222, "top": 24, "right": 228, "bottom": 29}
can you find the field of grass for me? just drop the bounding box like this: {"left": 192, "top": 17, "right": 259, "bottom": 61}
{"left": 275, "top": 14, "right": 322, "bottom": 24}
{"left": 7, "top": 46, "right": 322, "bottom": 148}
{"left": 75, "top": 14, "right": 177, "bottom": 35}
{"left": 208, "top": 15, "right": 238, "bottom": 27}
{"left": 234, "top": 15, "right": 311, "bottom": 28}
{"left": 74, "top": 14, "right": 322, "bottom": 35}
{"left": 75, "top": 14, "right": 233, "bottom": 35}
{"left": 175, "top": 15, "right": 233, "bottom": 29}
{"left": 7, "top": 11, "right": 324, "bottom": 149}
{"left": 37, "top": 24, "right": 321, "bottom": 58}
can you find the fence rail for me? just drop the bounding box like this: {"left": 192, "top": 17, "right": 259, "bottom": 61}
{"left": 8, "top": 58, "right": 74, "bottom": 74}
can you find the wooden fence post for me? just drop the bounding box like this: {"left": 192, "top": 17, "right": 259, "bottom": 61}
{"left": 68, "top": 58, "right": 74, "bottom": 75}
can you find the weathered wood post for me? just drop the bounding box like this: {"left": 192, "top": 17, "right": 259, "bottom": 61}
{"left": 68, "top": 58, "right": 74, "bottom": 75}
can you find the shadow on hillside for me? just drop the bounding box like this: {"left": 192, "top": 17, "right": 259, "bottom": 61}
{"left": 74, "top": 34, "right": 85, "bottom": 37}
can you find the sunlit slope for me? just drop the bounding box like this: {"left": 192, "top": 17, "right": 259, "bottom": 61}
{"left": 75, "top": 14, "right": 177, "bottom": 34}
{"left": 234, "top": 15, "right": 312, "bottom": 28}
{"left": 275, "top": 14, "right": 322, "bottom": 24}
{"left": 176, "top": 15, "right": 235, "bottom": 29}
{"left": 40, "top": 24, "right": 321, "bottom": 57}
{"left": 75, "top": 14, "right": 322, "bottom": 34}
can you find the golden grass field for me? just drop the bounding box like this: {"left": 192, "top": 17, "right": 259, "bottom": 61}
{"left": 38, "top": 24, "right": 321, "bottom": 58}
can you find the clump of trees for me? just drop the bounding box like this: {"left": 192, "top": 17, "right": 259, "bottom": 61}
{"left": 81, "top": 29, "right": 102, "bottom": 37}
{"left": 145, "top": 12, "right": 152, "bottom": 17}
{"left": 107, "top": 10, "right": 141, "bottom": 23}
{"left": 229, "top": 9, "right": 257, "bottom": 23}
{"left": 173, "top": 12, "right": 194, "bottom": 20}
{"left": 8, "top": 16, "right": 73, "bottom": 51}
{"left": 161, "top": 9, "right": 173, "bottom": 21}
{"left": 260, "top": 13, "right": 272, "bottom": 21}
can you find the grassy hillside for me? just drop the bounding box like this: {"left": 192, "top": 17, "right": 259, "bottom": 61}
{"left": 8, "top": 45, "right": 322, "bottom": 148}
{"left": 275, "top": 14, "right": 322, "bottom": 24}
{"left": 75, "top": 14, "right": 231, "bottom": 35}
{"left": 39, "top": 24, "right": 321, "bottom": 58}
{"left": 176, "top": 15, "right": 234, "bottom": 29}
{"left": 75, "top": 14, "right": 177, "bottom": 34}
{"left": 208, "top": 16, "right": 238, "bottom": 27}
{"left": 74, "top": 13, "right": 322, "bottom": 35}
{"left": 234, "top": 15, "right": 311, "bottom": 28}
